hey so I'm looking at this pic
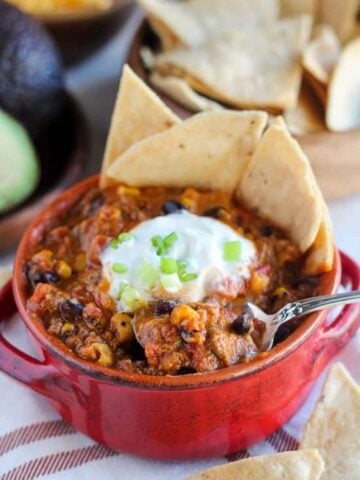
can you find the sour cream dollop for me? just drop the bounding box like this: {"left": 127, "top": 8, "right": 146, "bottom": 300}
{"left": 100, "top": 211, "right": 256, "bottom": 312}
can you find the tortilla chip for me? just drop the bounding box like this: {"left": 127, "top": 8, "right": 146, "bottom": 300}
{"left": 185, "top": 450, "right": 324, "bottom": 480}
{"left": 150, "top": 73, "right": 224, "bottom": 113}
{"left": 319, "top": 0, "right": 358, "bottom": 42}
{"left": 238, "top": 122, "right": 324, "bottom": 253}
{"left": 304, "top": 202, "right": 334, "bottom": 274}
{"left": 284, "top": 83, "right": 326, "bottom": 135}
{"left": 300, "top": 363, "right": 360, "bottom": 480}
{"left": 304, "top": 70, "right": 328, "bottom": 105}
{"left": 140, "top": 46, "right": 156, "bottom": 70}
{"left": 269, "top": 115, "right": 288, "bottom": 129}
{"left": 349, "top": 23, "right": 360, "bottom": 41}
{"left": 139, "top": 0, "right": 280, "bottom": 49}
{"left": 147, "top": 13, "right": 184, "bottom": 50}
{"left": 280, "top": 0, "right": 318, "bottom": 17}
{"left": 106, "top": 110, "right": 268, "bottom": 192}
{"left": 100, "top": 65, "right": 180, "bottom": 187}
{"left": 303, "top": 25, "right": 341, "bottom": 86}
{"left": 326, "top": 37, "right": 360, "bottom": 131}
{"left": 154, "top": 16, "right": 313, "bottom": 111}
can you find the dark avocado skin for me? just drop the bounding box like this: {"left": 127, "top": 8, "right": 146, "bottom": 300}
{"left": 0, "top": 1, "right": 65, "bottom": 138}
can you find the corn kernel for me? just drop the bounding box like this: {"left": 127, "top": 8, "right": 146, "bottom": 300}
{"left": 33, "top": 249, "right": 54, "bottom": 262}
{"left": 99, "top": 278, "right": 110, "bottom": 292}
{"left": 61, "top": 323, "right": 75, "bottom": 335}
{"left": 74, "top": 253, "right": 86, "bottom": 272}
{"left": 273, "top": 286, "right": 289, "bottom": 297}
{"left": 181, "top": 197, "right": 195, "bottom": 210}
{"left": 117, "top": 186, "right": 140, "bottom": 196}
{"left": 92, "top": 343, "right": 113, "bottom": 367}
{"left": 170, "top": 304, "right": 199, "bottom": 326}
{"left": 171, "top": 305, "right": 206, "bottom": 345}
{"left": 111, "top": 313, "right": 134, "bottom": 343}
{"left": 56, "top": 261, "right": 72, "bottom": 279}
{"left": 250, "top": 272, "right": 270, "bottom": 294}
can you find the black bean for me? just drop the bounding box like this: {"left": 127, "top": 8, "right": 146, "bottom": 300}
{"left": 59, "top": 299, "right": 84, "bottom": 322}
{"left": 273, "top": 321, "right": 298, "bottom": 345}
{"left": 88, "top": 193, "right": 105, "bottom": 215}
{"left": 43, "top": 271, "right": 60, "bottom": 283}
{"left": 260, "top": 225, "right": 273, "bottom": 237}
{"left": 129, "top": 342, "right": 146, "bottom": 361}
{"left": 161, "top": 200, "right": 186, "bottom": 215}
{"left": 231, "top": 307, "right": 252, "bottom": 335}
{"left": 202, "top": 206, "right": 225, "bottom": 219}
{"left": 23, "top": 263, "right": 32, "bottom": 285}
{"left": 153, "top": 299, "right": 179, "bottom": 316}
{"left": 30, "top": 270, "right": 60, "bottom": 286}
{"left": 178, "top": 367, "right": 196, "bottom": 375}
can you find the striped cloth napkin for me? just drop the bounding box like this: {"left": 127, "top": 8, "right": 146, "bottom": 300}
{"left": 1, "top": 308, "right": 359, "bottom": 480}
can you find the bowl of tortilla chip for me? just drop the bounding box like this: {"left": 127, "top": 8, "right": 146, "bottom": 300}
{"left": 0, "top": 67, "right": 359, "bottom": 460}
{"left": 7, "top": 0, "right": 135, "bottom": 65}
{"left": 128, "top": 0, "right": 360, "bottom": 200}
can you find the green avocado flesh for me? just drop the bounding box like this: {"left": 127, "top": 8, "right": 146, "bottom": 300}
{"left": 0, "top": 109, "right": 39, "bottom": 214}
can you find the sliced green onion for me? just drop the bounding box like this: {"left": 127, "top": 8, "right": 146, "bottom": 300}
{"left": 223, "top": 240, "right": 242, "bottom": 262}
{"left": 112, "top": 262, "right": 128, "bottom": 274}
{"left": 117, "top": 282, "right": 129, "bottom": 300}
{"left": 160, "top": 273, "right": 182, "bottom": 292}
{"left": 163, "top": 232, "right": 178, "bottom": 249}
{"left": 151, "top": 232, "right": 178, "bottom": 255}
{"left": 180, "top": 272, "right": 198, "bottom": 282}
{"left": 151, "top": 235, "right": 165, "bottom": 255}
{"left": 120, "top": 286, "right": 146, "bottom": 311}
{"left": 137, "top": 262, "right": 159, "bottom": 288}
{"left": 160, "top": 257, "right": 178, "bottom": 274}
{"left": 176, "top": 260, "right": 187, "bottom": 273}
{"left": 118, "top": 232, "right": 134, "bottom": 243}
{"left": 110, "top": 239, "right": 119, "bottom": 249}
{"left": 176, "top": 260, "right": 197, "bottom": 282}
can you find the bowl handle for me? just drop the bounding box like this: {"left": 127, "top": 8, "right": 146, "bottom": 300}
{"left": 0, "top": 280, "right": 61, "bottom": 399}
{"left": 311, "top": 252, "right": 360, "bottom": 372}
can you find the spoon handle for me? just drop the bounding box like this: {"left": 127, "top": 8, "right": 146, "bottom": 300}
{"left": 274, "top": 290, "right": 360, "bottom": 325}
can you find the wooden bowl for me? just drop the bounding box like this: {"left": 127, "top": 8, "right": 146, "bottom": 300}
{"left": 128, "top": 20, "right": 360, "bottom": 201}
{"left": 0, "top": 94, "right": 88, "bottom": 252}
{"left": 37, "top": 0, "right": 135, "bottom": 66}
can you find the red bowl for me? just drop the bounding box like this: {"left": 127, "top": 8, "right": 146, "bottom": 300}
{"left": 0, "top": 176, "right": 359, "bottom": 460}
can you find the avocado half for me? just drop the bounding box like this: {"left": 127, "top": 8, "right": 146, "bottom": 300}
{"left": 0, "top": 0, "right": 65, "bottom": 138}
{"left": 0, "top": 108, "right": 39, "bottom": 214}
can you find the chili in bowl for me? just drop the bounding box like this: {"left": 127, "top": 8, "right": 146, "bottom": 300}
{"left": 24, "top": 182, "right": 322, "bottom": 375}
{"left": 1, "top": 66, "right": 359, "bottom": 459}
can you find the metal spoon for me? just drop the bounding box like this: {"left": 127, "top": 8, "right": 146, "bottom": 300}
{"left": 245, "top": 290, "right": 360, "bottom": 352}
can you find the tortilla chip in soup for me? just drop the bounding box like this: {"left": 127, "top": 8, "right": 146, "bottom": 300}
{"left": 101, "top": 65, "right": 180, "bottom": 187}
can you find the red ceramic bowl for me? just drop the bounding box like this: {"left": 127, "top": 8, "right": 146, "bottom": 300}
{"left": 0, "top": 176, "right": 359, "bottom": 460}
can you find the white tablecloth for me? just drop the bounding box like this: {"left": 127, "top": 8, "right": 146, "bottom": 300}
{"left": 0, "top": 9, "right": 360, "bottom": 479}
